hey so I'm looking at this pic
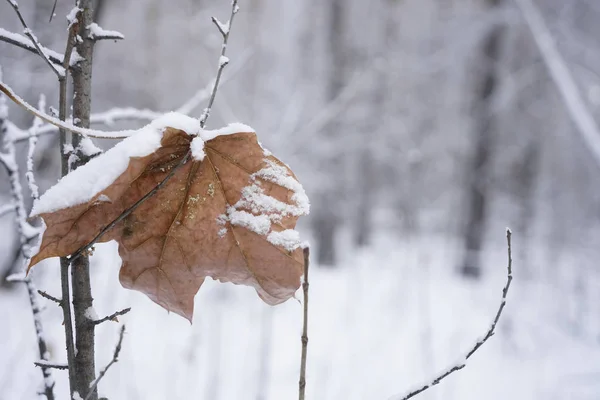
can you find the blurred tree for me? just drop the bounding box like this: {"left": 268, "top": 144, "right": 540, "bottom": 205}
{"left": 460, "top": 0, "right": 506, "bottom": 278}
{"left": 312, "top": 0, "right": 346, "bottom": 266}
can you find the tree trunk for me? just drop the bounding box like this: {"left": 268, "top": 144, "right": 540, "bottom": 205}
{"left": 460, "top": 0, "right": 505, "bottom": 279}
{"left": 313, "top": 0, "right": 345, "bottom": 266}
{"left": 70, "top": 1, "right": 98, "bottom": 398}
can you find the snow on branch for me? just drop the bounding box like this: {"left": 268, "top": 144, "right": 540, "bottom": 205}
{"left": 0, "top": 27, "right": 64, "bottom": 65}
{"left": 515, "top": 0, "right": 600, "bottom": 167}
{"left": 4, "top": 0, "right": 65, "bottom": 77}
{"left": 1, "top": 76, "right": 55, "bottom": 400}
{"left": 200, "top": 0, "right": 240, "bottom": 127}
{"left": 87, "top": 23, "right": 125, "bottom": 41}
{"left": 5, "top": 48, "right": 250, "bottom": 143}
{"left": 390, "top": 229, "right": 514, "bottom": 400}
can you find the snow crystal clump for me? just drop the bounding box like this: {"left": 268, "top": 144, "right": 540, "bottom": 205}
{"left": 84, "top": 306, "right": 98, "bottom": 321}
{"left": 31, "top": 113, "right": 200, "bottom": 216}
{"left": 190, "top": 136, "right": 205, "bottom": 161}
{"left": 227, "top": 208, "right": 271, "bottom": 236}
{"left": 199, "top": 122, "right": 254, "bottom": 141}
{"left": 267, "top": 230, "right": 301, "bottom": 251}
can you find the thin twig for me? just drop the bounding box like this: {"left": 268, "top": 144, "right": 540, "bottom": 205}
{"left": 34, "top": 361, "right": 68, "bottom": 370}
{"left": 199, "top": 0, "right": 239, "bottom": 127}
{"left": 391, "top": 229, "right": 514, "bottom": 400}
{"left": 37, "top": 290, "right": 62, "bottom": 305}
{"left": 5, "top": 0, "right": 64, "bottom": 77}
{"left": 57, "top": 6, "right": 82, "bottom": 396}
{"left": 298, "top": 246, "right": 310, "bottom": 400}
{"left": 83, "top": 325, "right": 126, "bottom": 400}
{"left": 49, "top": 0, "right": 58, "bottom": 22}
{"left": 93, "top": 307, "right": 131, "bottom": 325}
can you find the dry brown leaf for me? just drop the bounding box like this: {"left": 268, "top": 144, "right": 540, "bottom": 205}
{"left": 29, "top": 125, "right": 308, "bottom": 321}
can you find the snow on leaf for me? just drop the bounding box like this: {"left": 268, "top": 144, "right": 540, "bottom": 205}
{"left": 28, "top": 119, "right": 309, "bottom": 321}
{"left": 267, "top": 229, "right": 301, "bottom": 251}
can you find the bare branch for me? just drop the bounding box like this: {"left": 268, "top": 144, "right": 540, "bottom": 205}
{"left": 37, "top": 290, "right": 62, "bottom": 305}
{"left": 5, "top": 0, "right": 64, "bottom": 77}
{"left": 391, "top": 229, "right": 514, "bottom": 400}
{"left": 34, "top": 361, "right": 68, "bottom": 370}
{"left": 49, "top": 0, "right": 58, "bottom": 22}
{"left": 0, "top": 28, "right": 64, "bottom": 65}
{"left": 298, "top": 246, "right": 310, "bottom": 400}
{"left": 199, "top": 0, "right": 240, "bottom": 127}
{"left": 83, "top": 325, "right": 126, "bottom": 400}
{"left": 93, "top": 307, "right": 131, "bottom": 325}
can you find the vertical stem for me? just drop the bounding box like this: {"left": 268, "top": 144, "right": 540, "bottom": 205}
{"left": 24, "top": 278, "right": 55, "bottom": 400}
{"left": 70, "top": 1, "right": 97, "bottom": 399}
{"left": 58, "top": 24, "right": 77, "bottom": 400}
{"left": 298, "top": 246, "right": 310, "bottom": 400}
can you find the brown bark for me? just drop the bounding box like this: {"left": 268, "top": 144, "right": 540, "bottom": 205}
{"left": 70, "top": 1, "right": 98, "bottom": 398}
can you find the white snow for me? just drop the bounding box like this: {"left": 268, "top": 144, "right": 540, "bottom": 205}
{"left": 0, "top": 28, "right": 65, "bottom": 67}
{"left": 253, "top": 159, "right": 310, "bottom": 215}
{"left": 31, "top": 113, "right": 200, "bottom": 216}
{"left": 97, "top": 194, "right": 111, "bottom": 203}
{"left": 213, "top": 18, "right": 230, "bottom": 35}
{"left": 190, "top": 136, "right": 205, "bottom": 161}
{"left": 72, "top": 391, "right": 83, "bottom": 400}
{"left": 219, "top": 55, "right": 230, "bottom": 67}
{"left": 76, "top": 137, "right": 102, "bottom": 157}
{"left": 267, "top": 229, "right": 301, "bottom": 251}
{"left": 199, "top": 122, "right": 254, "bottom": 141}
{"left": 87, "top": 23, "right": 125, "bottom": 40}
{"left": 5, "top": 272, "right": 25, "bottom": 282}
{"left": 226, "top": 208, "right": 271, "bottom": 236}
{"left": 66, "top": 6, "right": 81, "bottom": 26}
{"left": 84, "top": 306, "right": 98, "bottom": 321}
{"left": 217, "top": 155, "right": 309, "bottom": 248}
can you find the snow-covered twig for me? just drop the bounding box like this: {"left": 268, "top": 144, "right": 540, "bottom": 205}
{"left": 298, "top": 246, "right": 310, "bottom": 400}
{"left": 83, "top": 325, "right": 125, "bottom": 400}
{"left": 199, "top": 0, "right": 239, "bottom": 127}
{"left": 514, "top": 0, "right": 600, "bottom": 167}
{"left": 34, "top": 361, "right": 68, "bottom": 370}
{"left": 87, "top": 23, "right": 124, "bottom": 41}
{"left": 0, "top": 76, "right": 55, "bottom": 400}
{"left": 4, "top": 0, "right": 65, "bottom": 77}
{"left": 0, "top": 27, "right": 64, "bottom": 65}
{"left": 93, "top": 307, "right": 131, "bottom": 325}
{"left": 391, "top": 229, "right": 514, "bottom": 400}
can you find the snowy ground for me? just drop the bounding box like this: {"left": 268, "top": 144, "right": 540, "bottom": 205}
{"left": 1, "top": 231, "right": 599, "bottom": 400}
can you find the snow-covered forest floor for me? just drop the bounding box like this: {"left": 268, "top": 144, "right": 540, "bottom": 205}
{"left": 2, "top": 230, "right": 599, "bottom": 400}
